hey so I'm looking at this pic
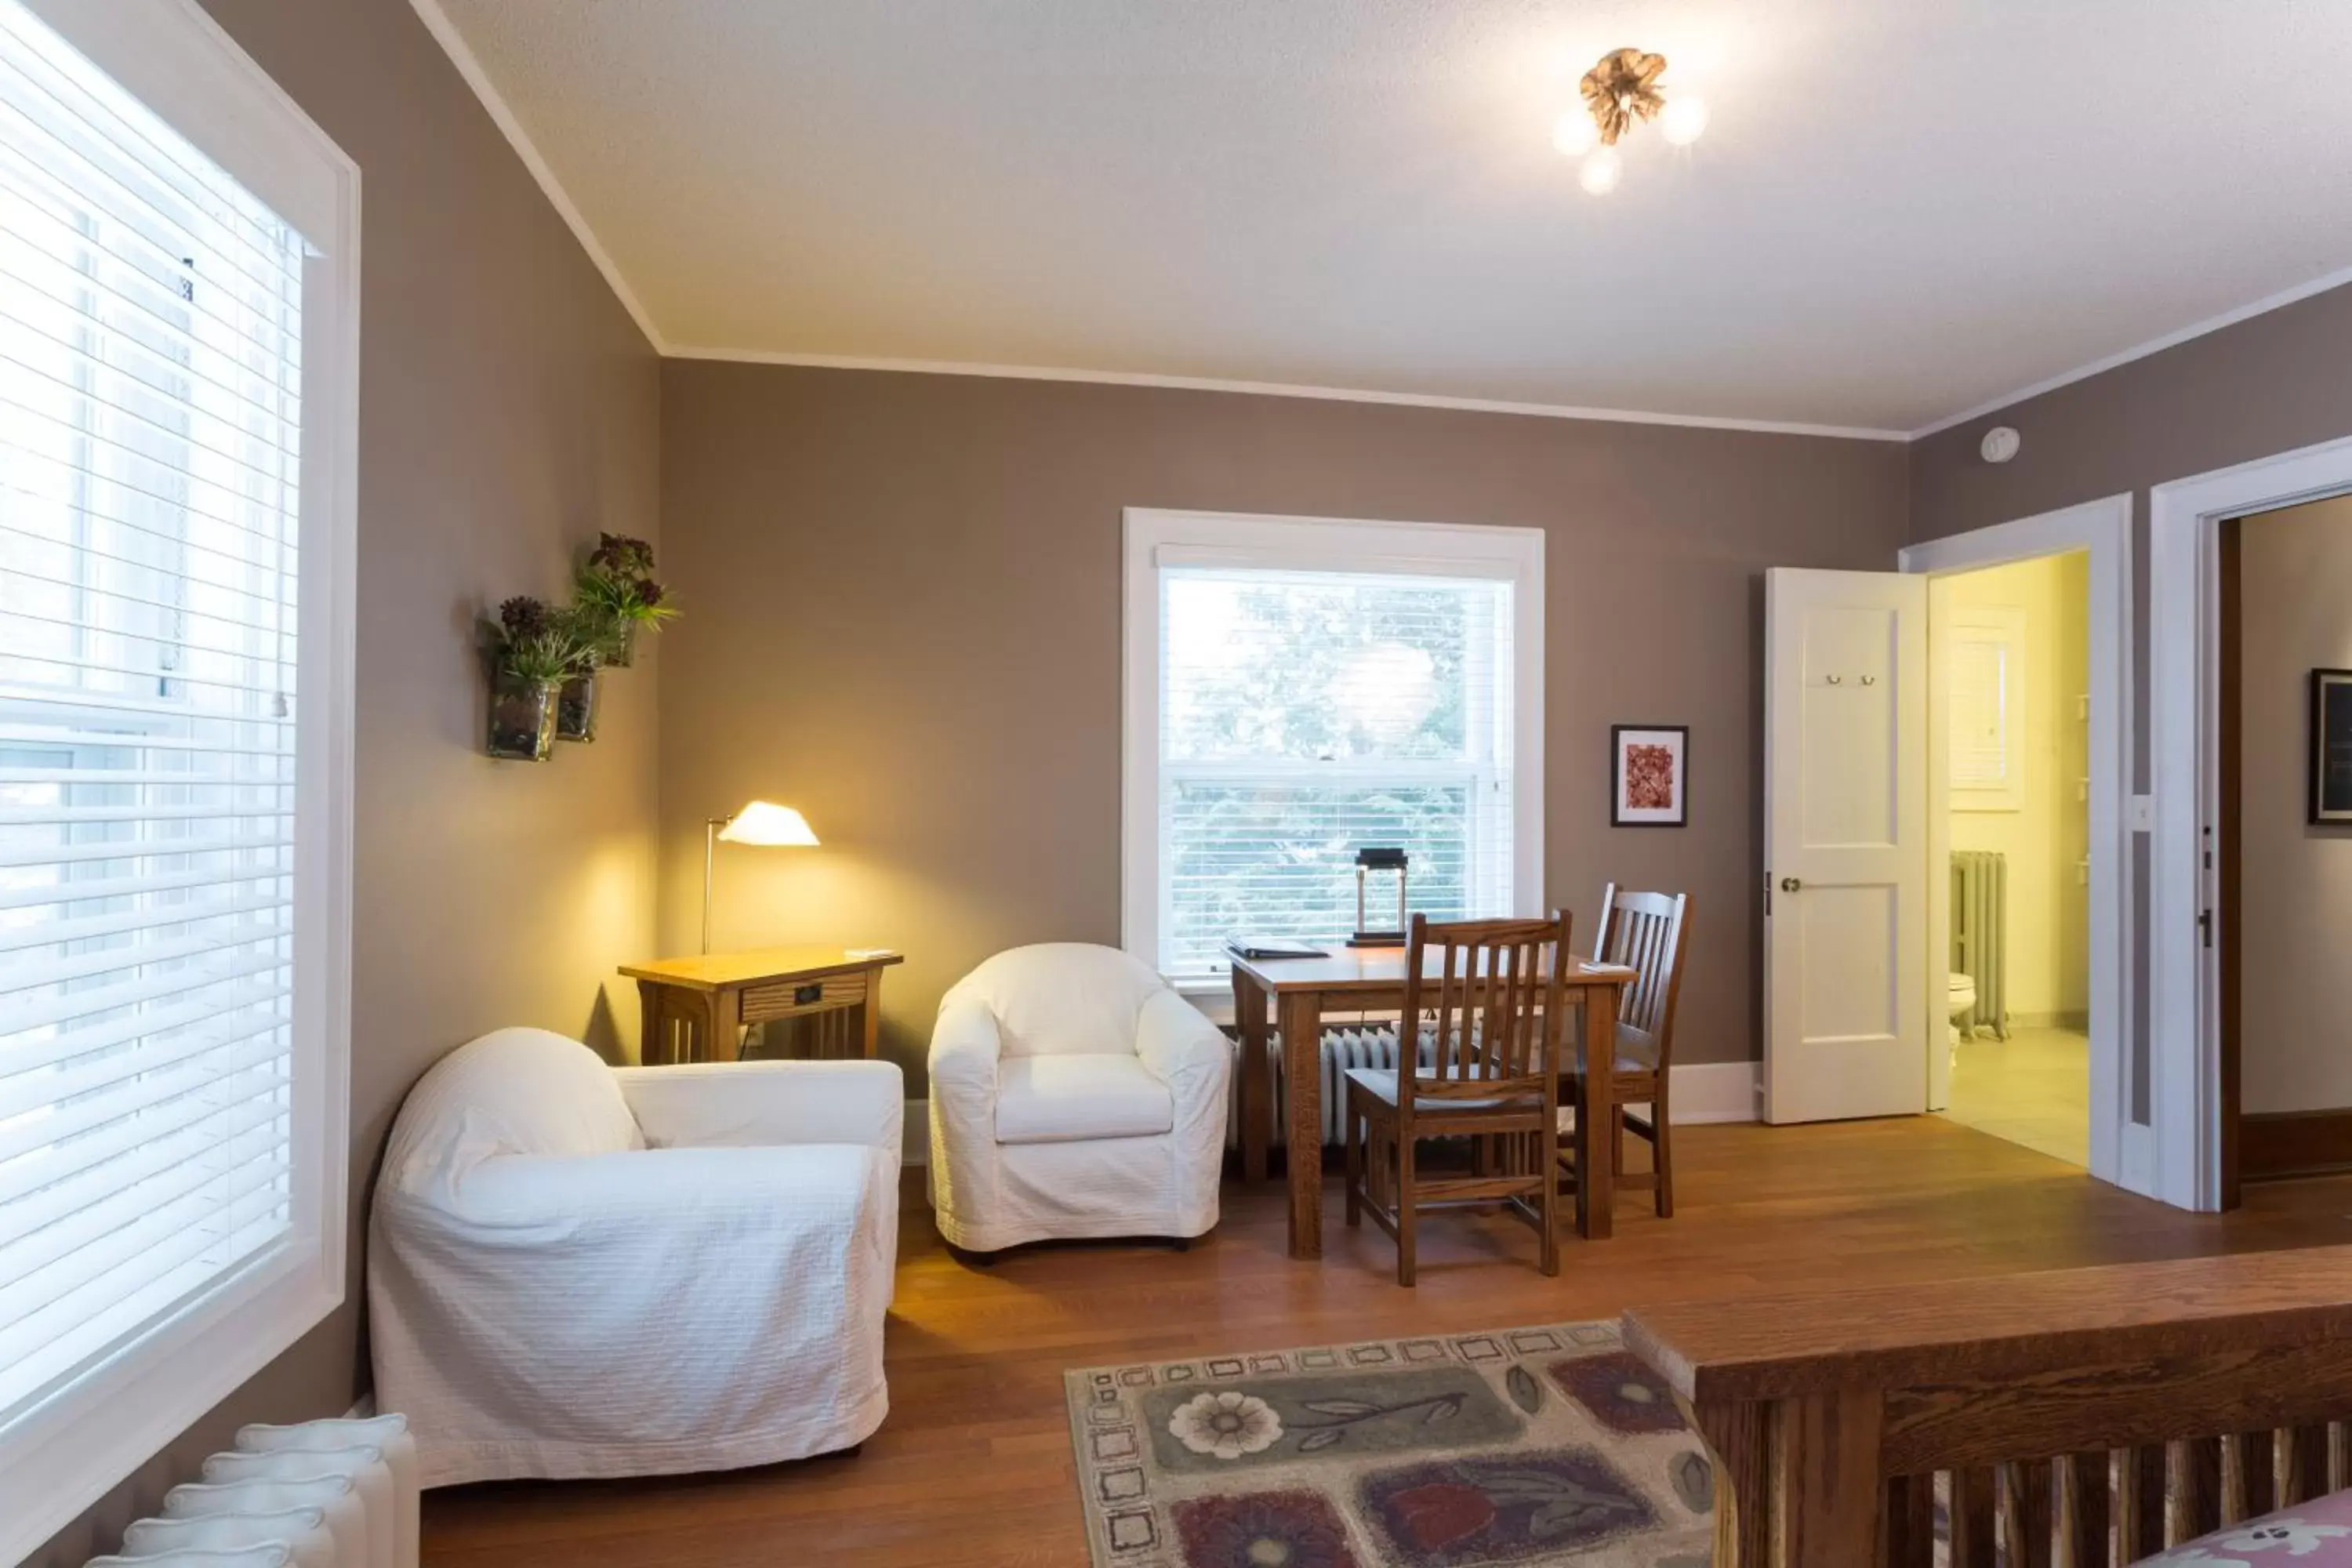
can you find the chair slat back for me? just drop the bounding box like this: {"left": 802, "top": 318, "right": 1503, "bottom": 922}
{"left": 1400, "top": 912, "right": 1572, "bottom": 1107}
{"left": 1595, "top": 885, "right": 1690, "bottom": 1068}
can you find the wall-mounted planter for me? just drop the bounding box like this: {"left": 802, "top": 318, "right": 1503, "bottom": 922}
{"left": 604, "top": 625, "right": 637, "bottom": 668}
{"left": 487, "top": 670, "right": 559, "bottom": 760}
{"left": 556, "top": 670, "right": 601, "bottom": 742}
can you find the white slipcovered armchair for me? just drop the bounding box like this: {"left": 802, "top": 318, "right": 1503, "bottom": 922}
{"left": 368, "top": 1028, "right": 901, "bottom": 1486}
{"left": 927, "top": 943, "right": 1232, "bottom": 1254}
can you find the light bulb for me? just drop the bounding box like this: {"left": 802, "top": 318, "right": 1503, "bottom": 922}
{"left": 1578, "top": 147, "right": 1622, "bottom": 195}
{"left": 1551, "top": 110, "right": 1597, "bottom": 157}
{"left": 1658, "top": 95, "right": 1710, "bottom": 146}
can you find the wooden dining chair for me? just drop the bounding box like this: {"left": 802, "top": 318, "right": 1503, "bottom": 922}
{"left": 1559, "top": 886, "right": 1690, "bottom": 1217}
{"left": 1342, "top": 911, "right": 1572, "bottom": 1286}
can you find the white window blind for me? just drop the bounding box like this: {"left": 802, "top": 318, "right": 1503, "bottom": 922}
{"left": 1156, "top": 566, "right": 1517, "bottom": 980}
{"left": 0, "top": 0, "right": 303, "bottom": 1425}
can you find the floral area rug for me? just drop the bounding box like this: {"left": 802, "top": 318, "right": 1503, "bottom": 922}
{"left": 1065, "top": 1320, "right": 1713, "bottom": 1567}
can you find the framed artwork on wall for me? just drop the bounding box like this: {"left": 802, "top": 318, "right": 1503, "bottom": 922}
{"left": 1610, "top": 724, "right": 1689, "bottom": 827}
{"left": 2311, "top": 669, "right": 2352, "bottom": 824}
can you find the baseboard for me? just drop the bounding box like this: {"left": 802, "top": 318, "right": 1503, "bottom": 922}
{"left": 1668, "top": 1061, "right": 1762, "bottom": 1124}
{"left": 2241, "top": 1108, "right": 2352, "bottom": 1181}
{"left": 2010, "top": 1011, "right": 2089, "bottom": 1032}
{"left": 904, "top": 1098, "right": 927, "bottom": 1165}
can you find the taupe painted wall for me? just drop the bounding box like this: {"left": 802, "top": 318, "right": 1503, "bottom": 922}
{"left": 1909, "top": 279, "right": 2352, "bottom": 1126}
{"left": 1911, "top": 283, "right": 2352, "bottom": 553}
{"left": 657, "top": 362, "right": 1910, "bottom": 1089}
{"left": 31, "top": 0, "right": 662, "bottom": 1559}
{"left": 2238, "top": 497, "right": 2352, "bottom": 1116}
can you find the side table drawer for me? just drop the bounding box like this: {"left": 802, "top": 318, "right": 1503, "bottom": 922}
{"left": 740, "top": 971, "right": 867, "bottom": 1024}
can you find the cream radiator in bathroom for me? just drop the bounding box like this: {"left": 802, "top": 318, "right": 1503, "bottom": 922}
{"left": 1951, "top": 849, "right": 2010, "bottom": 1040}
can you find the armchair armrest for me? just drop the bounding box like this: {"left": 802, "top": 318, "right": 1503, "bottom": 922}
{"left": 927, "top": 998, "right": 1005, "bottom": 1111}
{"left": 615, "top": 1059, "right": 903, "bottom": 1154}
{"left": 1135, "top": 987, "right": 1232, "bottom": 1137}
{"left": 1135, "top": 988, "right": 1229, "bottom": 1090}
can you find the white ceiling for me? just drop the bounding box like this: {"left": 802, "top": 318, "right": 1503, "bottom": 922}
{"left": 426, "top": 0, "right": 2352, "bottom": 437}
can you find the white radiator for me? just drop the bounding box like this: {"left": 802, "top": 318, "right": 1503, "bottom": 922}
{"left": 88, "top": 1414, "right": 418, "bottom": 1568}
{"left": 1230, "top": 1024, "right": 1439, "bottom": 1148}
{"left": 1951, "top": 849, "right": 2010, "bottom": 1040}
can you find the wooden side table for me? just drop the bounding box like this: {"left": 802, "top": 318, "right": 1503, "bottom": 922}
{"left": 620, "top": 946, "right": 904, "bottom": 1065}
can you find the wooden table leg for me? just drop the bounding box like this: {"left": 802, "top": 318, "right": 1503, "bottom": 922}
{"left": 1279, "top": 991, "right": 1325, "bottom": 1258}
{"left": 1580, "top": 983, "right": 1618, "bottom": 1240}
{"left": 711, "top": 987, "right": 744, "bottom": 1063}
{"left": 862, "top": 967, "right": 884, "bottom": 1059}
{"left": 1236, "top": 969, "right": 1269, "bottom": 1184}
{"left": 638, "top": 983, "right": 666, "bottom": 1065}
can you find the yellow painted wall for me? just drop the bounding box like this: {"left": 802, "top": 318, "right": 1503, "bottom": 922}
{"left": 1947, "top": 551, "right": 2090, "bottom": 1024}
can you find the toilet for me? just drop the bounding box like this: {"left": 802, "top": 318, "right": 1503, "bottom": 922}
{"left": 1947, "top": 972, "right": 1978, "bottom": 1052}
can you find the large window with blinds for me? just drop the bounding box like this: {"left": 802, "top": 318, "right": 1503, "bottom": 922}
{"left": 1123, "top": 511, "right": 1544, "bottom": 988}
{"left": 0, "top": 1, "right": 355, "bottom": 1552}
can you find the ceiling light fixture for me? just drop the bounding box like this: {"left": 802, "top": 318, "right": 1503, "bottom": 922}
{"left": 1555, "top": 47, "right": 1708, "bottom": 193}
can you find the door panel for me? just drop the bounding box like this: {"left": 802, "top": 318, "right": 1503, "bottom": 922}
{"left": 1766, "top": 568, "right": 1929, "bottom": 1123}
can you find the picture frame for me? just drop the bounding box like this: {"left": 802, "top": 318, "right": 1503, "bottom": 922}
{"left": 2311, "top": 669, "right": 2352, "bottom": 824}
{"left": 1610, "top": 724, "right": 1689, "bottom": 827}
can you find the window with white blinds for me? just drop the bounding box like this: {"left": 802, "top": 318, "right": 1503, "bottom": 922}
{"left": 1124, "top": 514, "right": 1544, "bottom": 986}
{"left": 0, "top": 1, "right": 353, "bottom": 1544}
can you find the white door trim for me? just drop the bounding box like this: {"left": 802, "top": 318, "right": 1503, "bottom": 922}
{"left": 1898, "top": 495, "right": 2137, "bottom": 1193}
{"left": 2149, "top": 435, "right": 2352, "bottom": 1211}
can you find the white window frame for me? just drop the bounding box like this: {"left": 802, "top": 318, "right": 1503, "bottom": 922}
{"left": 1121, "top": 509, "right": 1544, "bottom": 999}
{"left": 0, "top": 2, "right": 358, "bottom": 1557}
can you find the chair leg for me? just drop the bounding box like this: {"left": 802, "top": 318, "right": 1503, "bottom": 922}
{"left": 1396, "top": 1130, "right": 1417, "bottom": 1287}
{"left": 1343, "top": 1096, "right": 1363, "bottom": 1229}
{"left": 1653, "top": 1092, "right": 1675, "bottom": 1220}
{"left": 1537, "top": 1110, "right": 1560, "bottom": 1278}
{"left": 1610, "top": 1098, "right": 1626, "bottom": 1188}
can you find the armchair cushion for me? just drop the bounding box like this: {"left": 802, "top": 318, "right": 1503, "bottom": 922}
{"left": 995, "top": 1054, "right": 1174, "bottom": 1144}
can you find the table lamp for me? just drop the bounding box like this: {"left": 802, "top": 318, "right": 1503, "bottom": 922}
{"left": 702, "top": 800, "right": 818, "bottom": 953}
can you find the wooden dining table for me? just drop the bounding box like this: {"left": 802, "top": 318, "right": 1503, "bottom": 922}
{"left": 1229, "top": 946, "right": 1639, "bottom": 1258}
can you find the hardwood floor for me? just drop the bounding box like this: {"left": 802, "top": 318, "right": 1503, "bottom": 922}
{"left": 422, "top": 1117, "right": 2352, "bottom": 1567}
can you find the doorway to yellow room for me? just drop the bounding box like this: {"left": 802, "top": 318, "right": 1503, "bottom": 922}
{"left": 1930, "top": 551, "right": 2093, "bottom": 1166}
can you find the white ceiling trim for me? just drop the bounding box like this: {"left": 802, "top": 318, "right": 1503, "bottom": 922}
{"left": 405, "top": 0, "right": 668, "bottom": 353}
{"left": 407, "top": 0, "right": 2343, "bottom": 449}
{"left": 1907, "top": 261, "right": 2352, "bottom": 441}
{"left": 665, "top": 344, "right": 1910, "bottom": 441}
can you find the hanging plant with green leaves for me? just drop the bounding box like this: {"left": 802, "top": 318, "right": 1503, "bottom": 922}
{"left": 481, "top": 596, "right": 582, "bottom": 760}
{"left": 572, "top": 532, "right": 678, "bottom": 666}
{"left": 486, "top": 595, "right": 579, "bottom": 683}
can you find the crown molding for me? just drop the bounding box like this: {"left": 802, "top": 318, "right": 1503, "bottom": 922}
{"left": 1908, "top": 262, "right": 2352, "bottom": 440}
{"left": 665, "top": 345, "right": 1911, "bottom": 441}
{"left": 405, "top": 0, "right": 668, "bottom": 354}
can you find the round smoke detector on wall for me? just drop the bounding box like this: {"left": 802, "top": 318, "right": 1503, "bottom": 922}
{"left": 1980, "top": 426, "right": 2022, "bottom": 464}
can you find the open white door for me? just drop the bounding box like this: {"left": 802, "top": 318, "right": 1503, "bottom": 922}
{"left": 1764, "top": 568, "right": 1929, "bottom": 1123}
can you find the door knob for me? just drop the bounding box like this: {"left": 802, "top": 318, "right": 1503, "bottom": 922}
{"left": 1780, "top": 877, "right": 1802, "bottom": 893}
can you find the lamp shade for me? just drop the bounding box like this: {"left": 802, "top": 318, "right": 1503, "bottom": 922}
{"left": 716, "top": 800, "right": 819, "bottom": 847}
